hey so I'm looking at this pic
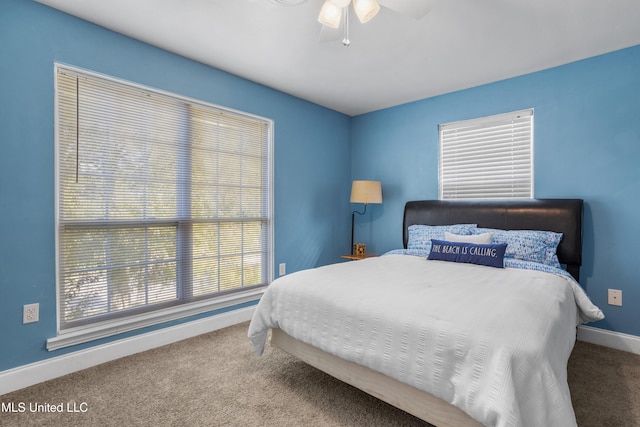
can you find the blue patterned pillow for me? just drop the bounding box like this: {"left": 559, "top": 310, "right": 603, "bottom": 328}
{"left": 473, "top": 228, "right": 563, "bottom": 268}
{"left": 407, "top": 224, "right": 477, "bottom": 253}
{"left": 428, "top": 239, "right": 507, "bottom": 268}
{"left": 383, "top": 248, "right": 430, "bottom": 257}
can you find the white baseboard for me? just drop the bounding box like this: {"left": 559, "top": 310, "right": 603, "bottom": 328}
{"left": 577, "top": 325, "right": 640, "bottom": 355}
{"left": 0, "top": 306, "right": 255, "bottom": 396}
{"left": 2, "top": 313, "right": 635, "bottom": 397}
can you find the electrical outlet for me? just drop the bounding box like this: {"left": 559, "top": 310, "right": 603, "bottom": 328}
{"left": 279, "top": 263, "right": 286, "bottom": 276}
{"left": 23, "top": 303, "right": 40, "bottom": 324}
{"left": 608, "top": 289, "right": 622, "bottom": 307}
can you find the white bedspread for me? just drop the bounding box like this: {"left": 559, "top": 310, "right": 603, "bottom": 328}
{"left": 248, "top": 255, "right": 603, "bottom": 427}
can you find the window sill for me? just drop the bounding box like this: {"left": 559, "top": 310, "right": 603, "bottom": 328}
{"left": 46, "top": 287, "right": 265, "bottom": 351}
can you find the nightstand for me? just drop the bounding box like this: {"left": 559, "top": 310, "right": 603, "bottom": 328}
{"left": 341, "top": 254, "right": 379, "bottom": 261}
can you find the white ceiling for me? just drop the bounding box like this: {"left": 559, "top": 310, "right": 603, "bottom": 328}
{"left": 36, "top": 0, "right": 640, "bottom": 116}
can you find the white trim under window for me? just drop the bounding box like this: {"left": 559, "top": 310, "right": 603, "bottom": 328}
{"left": 439, "top": 109, "right": 533, "bottom": 199}
{"left": 50, "top": 64, "right": 273, "bottom": 349}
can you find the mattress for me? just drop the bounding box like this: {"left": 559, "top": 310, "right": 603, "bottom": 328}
{"left": 248, "top": 254, "right": 603, "bottom": 427}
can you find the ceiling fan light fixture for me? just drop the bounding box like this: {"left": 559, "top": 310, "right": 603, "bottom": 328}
{"left": 353, "top": 0, "right": 380, "bottom": 23}
{"left": 318, "top": 0, "right": 343, "bottom": 29}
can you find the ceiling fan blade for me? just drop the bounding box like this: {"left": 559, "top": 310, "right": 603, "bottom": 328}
{"left": 319, "top": 23, "right": 343, "bottom": 42}
{"left": 377, "top": 0, "right": 431, "bottom": 19}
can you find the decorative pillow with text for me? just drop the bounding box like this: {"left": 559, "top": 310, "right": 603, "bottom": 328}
{"left": 428, "top": 239, "right": 507, "bottom": 268}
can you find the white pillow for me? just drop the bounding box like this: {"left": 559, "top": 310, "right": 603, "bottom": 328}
{"left": 444, "top": 231, "right": 494, "bottom": 244}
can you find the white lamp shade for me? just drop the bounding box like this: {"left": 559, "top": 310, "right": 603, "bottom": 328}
{"left": 318, "top": 0, "right": 343, "bottom": 28}
{"left": 353, "top": 0, "right": 380, "bottom": 23}
{"left": 350, "top": 180, "right": 382, "bottom": 204}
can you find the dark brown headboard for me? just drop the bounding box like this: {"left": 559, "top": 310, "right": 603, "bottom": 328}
{"left": 403, "top": 199, "right": 584, "bottom": 281}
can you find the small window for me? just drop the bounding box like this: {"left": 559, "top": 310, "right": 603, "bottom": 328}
{"left": 439, "top": 109, "right": 533, "bottom": 199}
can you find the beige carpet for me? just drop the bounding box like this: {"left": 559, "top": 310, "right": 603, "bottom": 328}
{"left": 1, "top": 322, "right": 639, "bottom": 427}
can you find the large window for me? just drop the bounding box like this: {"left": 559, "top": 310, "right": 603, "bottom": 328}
{"left": 439, "top": 109, "right": 533, "bottom": 199}
{"left": 50, "top": 64, "right": 272, "bottom": 349}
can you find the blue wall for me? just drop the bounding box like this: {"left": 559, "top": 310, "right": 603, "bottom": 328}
{"left": 0, "top": 0, "right": 351, "bottom": 371}
{"left": 351, "top": 44, "right": 640, "bottom": 337}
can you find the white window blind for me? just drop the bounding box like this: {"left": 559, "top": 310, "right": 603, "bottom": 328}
{"left": 55, "top": 65, "right": 272, "bottom": 333}
{"left": 439, "top": 109, "right": 533, "bottom": 199}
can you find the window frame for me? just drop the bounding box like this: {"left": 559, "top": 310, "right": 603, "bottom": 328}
{"left": 48, "top": 63, "right": 273, "bottom": 350}
{"left": 438, "top": 109, "right": 534, "bottom": 200}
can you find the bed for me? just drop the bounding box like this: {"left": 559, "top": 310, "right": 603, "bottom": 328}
{"left": 248, "top": 199, "right": 604, "bottom": 427}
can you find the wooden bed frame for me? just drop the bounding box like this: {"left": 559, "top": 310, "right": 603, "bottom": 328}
{"left": 270, "top": 199, "right": 584, "bottom": 427}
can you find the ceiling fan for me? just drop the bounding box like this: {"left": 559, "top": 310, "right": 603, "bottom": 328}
{"left": 269, "top": 0, "right": 431, "bottom": 46}
{"left": 321, "top": 0, "right": 430, "bottom": 46}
